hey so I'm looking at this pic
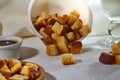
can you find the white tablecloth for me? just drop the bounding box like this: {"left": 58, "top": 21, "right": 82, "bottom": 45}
{"left": 21, "top": 36, "right": 120, "bottom": 80}
{"left": 1, "top": 0, "right": 119, "bottom": 80}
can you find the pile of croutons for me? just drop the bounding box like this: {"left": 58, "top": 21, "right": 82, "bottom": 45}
{"left": 0, "top": 58, "right": 41, "bottom": 80}
{"left": 33, "top": 10, "right": 91, "bottom": 57}
{"left": 99, "top": 42, "right": 120, "bottom": 65}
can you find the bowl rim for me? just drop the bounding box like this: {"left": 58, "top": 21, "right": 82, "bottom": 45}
{"left": 0, "top": 36, "right": 23, "bottom": 48}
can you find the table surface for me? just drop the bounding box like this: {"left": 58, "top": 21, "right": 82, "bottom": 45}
{"left": 21, "top": 36, "right": 120, "bottom": 80}
{"left": 1, "top": 0, "right": 119, "bottom": 80}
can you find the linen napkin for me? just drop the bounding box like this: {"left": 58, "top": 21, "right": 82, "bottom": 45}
{"left": 14, "top": 26, "right": 36, "bottom": 38}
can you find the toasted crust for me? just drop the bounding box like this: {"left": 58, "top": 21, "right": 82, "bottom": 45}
{"left": 99, "top": 52, "right": 115, "bottom": 64}
{"left": 41, "top": 37, "right": 56, "bottom": 46}
{"left": 70, "top": 41, "right": 82, "bottom": 54}
{"left": 51, "top": 33, "right": 59, "bottom": 41}
{"left": 46, "top": 44, "right": 60, "bottom": 56}
{"left": 33, "top": 17, "right": 46, "bottom": 27}
{"left": 73, "top": 30, "right": 81, "bottom": 40}
{"left": 115, "top": 55, "right": 120, "bottom": 64}
{"left": 9, "top": 58, "right": 21, "bottom": 68}
{"left": 20, "top": 66, "right": 31, "bottom": 77}
{"left": 61, "top": 53, "right": 75, "bottom": 65}
{"left": 56, "top": 14, "right": 69, "bottom": 24}
{"left": 66, "top": 32, "right": 75, "bottom": 42}
{"left": 25, "top": 63, "right": 39, "bottom": 70}
{"left": 111, "top": 42, "right": 120, "bottom": 55}
{"left": 39, "top": 28, "right": 49, "bottom": 37}
{"left": 0, "top": 73, "right": 7, "bottom": 80}
{"left": 71, "top": 19, "right": 83, "bottom": 30}
{"left": 57, "top": 36, "right": 70, "bottom": 53}
{"left": 8, "top": 74, "right": 28, "bottom": 80}
{"left": 10, "top": 63, "right": 22, "bottom": 74}
{"left": 0, "top": 60, "right": 10, "bottom": 73}
{"left": 44, "top": 25, "right": 53, "bottom": 35}
{"left": 70, "top": 10, "right": 80, "bottom": 18}
{"left": 52, "top": 22, "right": 63, "bottom": 35}
{"left": 79, "top": 25, "right": 91, "bottom": 37}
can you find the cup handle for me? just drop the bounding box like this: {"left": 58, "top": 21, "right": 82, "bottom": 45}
{"left": 108, "top": 20, "right": 120, "bottom": 39}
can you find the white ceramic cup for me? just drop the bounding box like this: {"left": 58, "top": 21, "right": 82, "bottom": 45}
{"left": 28, "top": 0, "right": 92, "bottom": 40}
{"left": 0, "top": 36, "right": 23, "bottom": 59}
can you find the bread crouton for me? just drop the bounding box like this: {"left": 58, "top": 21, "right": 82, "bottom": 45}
{"left": 111, "top": 42, "right": 120, "bottom": 55}
{"left": 70, "top": 10, "right": 80, "bottom": 18}
{"left": 99, "top": 52, "right": 115, "bottom": 64}
{"left": 33, "top": 17, "right": 46, "bottom": 27}
{"left": 9, "top": 58, "right": 21, "bottom": 68}
{"left": 66, "top": 32, "right": 75, "bottom": 42}
{"left": 67, "top": 14, "right": 78, "bottom": 26}
{"left": 71, "top": 19, "right": 83, "bottom": 30}
{"left": 79, "top": 25, "right": 91, "bottom": 37}
{"left": 57, "top": 36, "right": 70, "bottom": 53}
{"left": 0, "top": 73, "right": 7, "bottom": 80}
{"left": 61, "top": 53, "right": 75, "bottom": 65}
{"left": 8, "top": 74, "right": 28, "bottom": 80}
{"left": 41, "top": 37, "right": 56, "bottom": 46}
{"left": 46, "top": 44, "right": 60, "bottom": 56}
{"left": 51, "top": 33, "right": 59, "bottom": 41}
{"left": 52, "top": 22, "right": 63, "bottom": 35}
{"left": 70, "top": 41, "right": 82, "bottom": 54}
{"left": 39, "top": 28, "right": 49, "bottom": 37}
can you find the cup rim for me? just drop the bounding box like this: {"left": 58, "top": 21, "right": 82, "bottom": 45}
{"left": 0, "top": 36, "right": 23, "bottom": 48}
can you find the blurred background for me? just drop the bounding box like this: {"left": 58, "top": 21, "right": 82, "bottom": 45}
{"left": 0, "top": 0, "right": 109, "bottom": 36}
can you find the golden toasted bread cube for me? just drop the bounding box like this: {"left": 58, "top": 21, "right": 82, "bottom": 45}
{"left": 46, "top": 44, "right": 60, "bottom": 56}
{"left": 57, "top": 36, "right": 70, "bottom": 53}
{"left": 70, "top": 10, "right": 80, "bottom": 18}
{"left": 20, "top": 66, "right": 31, "bottom": 77}
{"left": 111, "top": 42, "right": 120, "bottom": 55}
{"left": 49, "top": 13, "right": 58, "bottom": 18}
{"left": 70, "top": 41, "right": 82, "bottom": 54}
{"left": 44, "top": 25, "right": 53, "bottom": 35}
{"left": 41, "top": 37, "right": 56, "bottom": 46}
{"left": 0, "top": 59, "right": 10, "bottom": 73}
{"left": 25, "top": 63, "right": 38, "bottom": 70}
{"left": 47, "top": 18, "right": 57, "bottom": 25}
{"left": 79, "top": 25, "right": 91, "bottom": 37}
{"left": 99, "top": 52, "right": 116, "bottom": 64}
{"left": 71, "top": 19, "right": 83, "bottom": 30}
{"left": 33, "top": 16, "right": 46, "bottom": 27}
{"left": 66, "top": 32, "right": 75, "bottom": 42}
{"left": 0, "top": 60, "right": 11, "bottom": 79}
{"left": 39, "top": 28, "right": 49, "bottom": 37}
{"left": 67, "top": 14, "right": 78, "bottom": 26}
{"left": 115, "top": 55, "right": 120, "bottom": 64}
{"left": 52, "top": 22, "right": 63, "bottom": 35}
{"left": 9, "top": 74, "right": 28, "bottom": 80}
{"left": 10, "top": 63, "right": 22, "bottom": 74}
{"left": 40, "top": 12, "right": 50, "bottom": 19}
{"left": 9, "top": 58, "right": 21, "bottom": 68}
{"left": 0, "top": 73, "right": 7, "bottom": 80}
{"left": 56, "top": 14, "right": 69, "bottom": 24}
{"left": 51, "top": 33, "right": 59, "bottom": 41}
{"left": 73, "top": 30, "right": 81, "bottom": 40}
{"left": 61, "top": 53, "right": 75, "bottom": 65}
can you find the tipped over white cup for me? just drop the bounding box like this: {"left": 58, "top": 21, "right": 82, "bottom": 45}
{"left": 0, "top": 36, "right": 23, "bottom": 59}
{"left": 28, "top": 0, "right": 92, "bottom": 40}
